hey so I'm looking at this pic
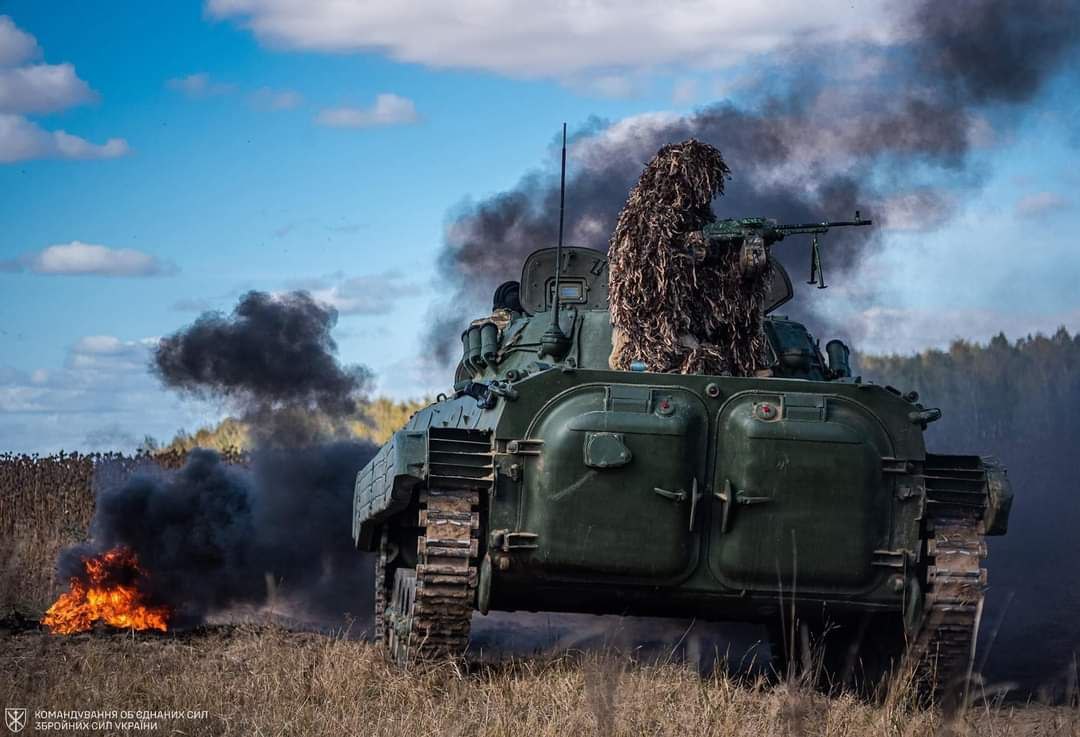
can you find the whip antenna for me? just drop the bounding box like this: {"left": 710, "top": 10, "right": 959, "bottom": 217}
{"left": 552, "top": 122, "right": 567, "bottom": 326}
{"left": 539, "top": 123, "right": 571, "bottom": 360}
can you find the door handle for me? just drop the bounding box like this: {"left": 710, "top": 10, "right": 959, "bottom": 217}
{"left": 654, "top": 479, "right": 702, "bottom": 531}
{"left": 653, "top": 486, "right": 687, "bottom": 502}
{"left": 714, "top": 479, "right": 771, "bottom": 533}
{"left": 715, "top": 479, "right": 733, "bottom": 534}
{"left": 688, "top": 477, "right": 701, "bottom": 531}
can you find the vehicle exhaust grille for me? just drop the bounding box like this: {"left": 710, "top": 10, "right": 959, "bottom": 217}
{"left": 922, "top": 453, "right": 988, "bottom": 521}
{"left": 427, "top": 427, "right": 495, "bottom": 490}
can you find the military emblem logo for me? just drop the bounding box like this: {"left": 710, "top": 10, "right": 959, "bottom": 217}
{"left": 4, "top": 708, "right": 27, "bottom": 733}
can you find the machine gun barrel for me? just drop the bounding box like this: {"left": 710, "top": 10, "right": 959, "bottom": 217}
{"left": 772, "top": 214, "right": 872, "bottom": 238}
{"left": 698, "top": 212, "right": 873, "bottom": 289}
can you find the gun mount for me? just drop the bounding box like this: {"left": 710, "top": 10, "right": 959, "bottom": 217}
{"left": 702, "top": 212, "right": 872, "bottom": 287}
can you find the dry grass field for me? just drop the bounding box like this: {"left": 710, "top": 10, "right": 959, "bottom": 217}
{"left": 2, "top": 453, "right": 1078, "bottom": 736}
{"left": 3, "top": 625, "right": 1078, "bottom": 737}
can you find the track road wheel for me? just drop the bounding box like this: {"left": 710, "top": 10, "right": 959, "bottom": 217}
{"left": 373, "top": 528, "right": 390, "bottom": 643}
{"left": 902, "top": 454, "right": 991, "bottom": 702}
{"left": 387, "top": 569, "right": 416, "bottom": 663}
{"left": 911, "top": 514, "right": 986, "bottom": 700}
{"left": 374, "top": 527, "right": 405, "bottom": 643}
{"left": 383, "top": 488, "right": 479, "bottom": 666}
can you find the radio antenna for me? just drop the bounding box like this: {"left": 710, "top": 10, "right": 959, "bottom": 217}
{"left": 553, "top": 123, "right": 568, "bottom": 325}
{"left": 539, "top": 123, "right": 571, "bottom": 360}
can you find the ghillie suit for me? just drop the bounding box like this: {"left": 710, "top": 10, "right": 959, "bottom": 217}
{"left": 608, "top": 140, "right": 773, "bottom": 375}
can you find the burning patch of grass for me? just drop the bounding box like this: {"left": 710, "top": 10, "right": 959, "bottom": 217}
{"left": 42, "top": 547, "right": 169, "bottom": 635}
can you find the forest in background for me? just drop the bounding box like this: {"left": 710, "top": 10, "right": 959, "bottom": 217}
{"left": 859, "top": 328, "right": 1080, "bottom": 689}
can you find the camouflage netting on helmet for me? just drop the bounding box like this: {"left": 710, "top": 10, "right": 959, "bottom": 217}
{"left": 608, "top": 139, "right": 773, "bottom": 376}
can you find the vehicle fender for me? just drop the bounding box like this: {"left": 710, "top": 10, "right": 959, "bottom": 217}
{"left": 352, "top": 429, "right": 427, "bottom": 550}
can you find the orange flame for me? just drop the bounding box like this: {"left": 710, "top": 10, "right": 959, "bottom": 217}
{"left": 42, "top": 547, "right": 170, "bottom": 634}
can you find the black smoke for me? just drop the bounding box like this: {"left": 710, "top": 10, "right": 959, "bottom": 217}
{"left": 428, "top": 0, "right": 1080, "bottom": 360}
{"left": 153, "top": 290, "right": 371, "bottom": 443}
{"left": 60, "top": 443, "right": 375, "bottom": 625}
{"left": 911, "top": 0, "right": 1080, "bottom": 105}
{"left": 57, "top": 291, "right": 379, "bottom": 628}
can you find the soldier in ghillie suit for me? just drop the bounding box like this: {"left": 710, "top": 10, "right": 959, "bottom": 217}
{"left": 608, "top": 139, "right": 773, "bottom": 376}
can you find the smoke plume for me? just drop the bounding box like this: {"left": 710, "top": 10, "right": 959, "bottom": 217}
{"left": 428, "top": 0, "right": 1080, "bottom": 360}
{"left": 57, "top": 291, "right": 378, "bottom": 628}
{"left": 59, "top": 443, "right": 375, "bottom": 626}
{"left": 154, "top": 290, "right": 371, "bottom": 443}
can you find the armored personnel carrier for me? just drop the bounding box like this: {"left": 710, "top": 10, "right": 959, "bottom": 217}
{"left": 353, "top": 223, "right": 1013, "bottom": 689}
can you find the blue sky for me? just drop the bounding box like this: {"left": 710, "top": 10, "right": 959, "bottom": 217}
{"left": 1, "top": 1, "right": 1078, "bottom": 453}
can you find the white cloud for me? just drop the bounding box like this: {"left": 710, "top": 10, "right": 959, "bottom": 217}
{"left": 208, "top": 0, "right": 894, "bottom": 78}
{"left": 250, "top": 86, "right": 303, "bottom": 110}
{"left": 285, "top": 270, "right": 413, "bottom": 315}
{"left": 0, "top": 113, "right": 129, "bottom": 162}
{"left": 0, "top": 15, "right": 40, "bottom": 67}
{"left": 316, "top": 93, "right": 418, "bottom": 128}
{"left": 0, "top": 62, "right": 96, "bottom": 113}
{"left": 1015, "top": 191, "right": 1069, "bottom": 218}
{"left": 570, "top": 111, "right": 682, "bottom": 171}
{"left": 68, "top": 335, "right": 159, "bottom": 371}
{"left": 0, "top": 334, "right": 222, "bottom": 454}
{"left": 0, "top": 17, "right": 127, "bottom": 165}
{"left": 166, "top": 72, "right": 236, "bottom": 98}
{"left": 9, "top": 241, "right": 175, "bottom": 277}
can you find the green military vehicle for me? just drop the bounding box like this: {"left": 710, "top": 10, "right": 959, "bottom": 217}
{"left": 352, "top": 218, "right": 1013, "bottom": 689}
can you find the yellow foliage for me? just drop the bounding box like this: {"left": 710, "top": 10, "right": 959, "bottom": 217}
{"left": 163, "top": 417, "right": 251, "bottom": 453}
{"left": 160, "top": 397, "right": 429, "bottom": 453}
{"left": 351, "top": 397, "right": 429, "bottom": 444}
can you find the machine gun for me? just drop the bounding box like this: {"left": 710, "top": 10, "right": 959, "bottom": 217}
{"left": 701, "top": 212, "right": 872, "bottom": 288}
